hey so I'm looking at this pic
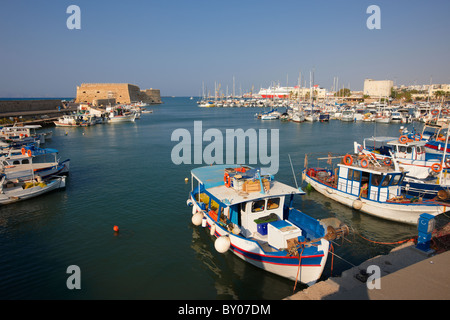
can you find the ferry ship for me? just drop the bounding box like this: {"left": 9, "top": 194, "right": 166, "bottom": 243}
{"left": 258, "top": 86, "right": 292, "bottom": 99}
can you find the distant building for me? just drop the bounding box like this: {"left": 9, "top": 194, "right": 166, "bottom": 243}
{"left": 363, "top": 79, "right": 393, "bottom": 98}
{"left": 75, "top": 83, "right": 161, "bottom": 105}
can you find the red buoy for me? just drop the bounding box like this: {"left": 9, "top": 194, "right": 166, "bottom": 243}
{"left": 113, "top": 225, "right": 119, "bottom": 232}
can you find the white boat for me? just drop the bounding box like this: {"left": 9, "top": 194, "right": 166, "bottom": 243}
{"left": 188, "top": 165, "right": 348, "bottom": 285}
{"left": 374, "top": 111, "right": 391, "bottom": 123}
{"left": 1, "top": 146, "right": 70, "bottom": 181}
{"left": 390, "top": 112, "right": 404, "bottom": 123}
{"left": 291, "top": 113, "right": 305, "bottom": 123}
{"left": 302, "top": 153, "right": 449, "bottom": 225}
{"left": 54, "top": 114, "right": 92, "bottom": 127}
{"left": 107, "top": 108, "right": 137, "bottom": 123}
{"left": 0, "top": 174, "right": 66, "bottom": 205}
{"left": 304, "top": 113, "right": 319, "bottom": 122}
{"left": 340, "top": 110, "right": 355, "bottom": 122}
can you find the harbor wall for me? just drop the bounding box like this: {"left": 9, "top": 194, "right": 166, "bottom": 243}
{"left": 0, "top": 99, "right": 63, "bottom": 113}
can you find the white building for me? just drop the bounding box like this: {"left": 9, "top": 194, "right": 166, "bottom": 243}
{"left": 363, "top": 79, "right": 394, "bottom": 98}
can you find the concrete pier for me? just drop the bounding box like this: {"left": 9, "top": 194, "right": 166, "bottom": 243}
{"left": 285, "top": 242, "right": 450, "bottom": 300}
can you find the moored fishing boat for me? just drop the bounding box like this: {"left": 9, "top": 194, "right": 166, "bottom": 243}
{"left": 0, "top": 173, "right": 66, "bottom": 205}
{"left": 1, "top": 146, "right": 70, "bottom": 180}
{"left": 302, "top": 153, "right": 450, "bottom": 225}
{"left": 107, "top": 108, "right": 137, "bottom": 123}
{"left": 187, "top": 165, "right": 349, "bottom": 285}
{"left": 54, "top": 114, "right": 92, "bottom": 127}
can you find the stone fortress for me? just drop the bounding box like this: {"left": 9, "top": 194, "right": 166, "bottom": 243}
{"left": 75, "top": 83, "right": 161, "bottom": 106}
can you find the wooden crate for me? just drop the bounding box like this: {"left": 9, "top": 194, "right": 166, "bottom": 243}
{"left": 242, "top": 179, "right": 270, "bottom": 192}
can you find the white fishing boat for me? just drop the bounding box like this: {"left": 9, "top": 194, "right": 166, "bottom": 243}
{"left": 54, "top": 114, "right": 92, "bottom": 127}
{"left": 1, "top": 146, "right": 70, "bottom": 181}
{"left": 188, "top": 165, "right": 349, "bottom": 285}
{"left": 0, "top": 174, "right": 66, "bottom": 205}
{"left": 302, "top": 153, "right": 449, "bottom": 225}
{"left": 107, "top": 108, "right": 137, "bottom": 123}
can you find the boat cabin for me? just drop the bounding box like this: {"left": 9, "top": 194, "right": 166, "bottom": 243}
{"left": 309, "top": 162, "right": 405, "bottom": 203}
{"left": 358, "top": 137, "right": 444, "bottom": 162}
{"left": 336, "top": 164, "right": 404, "bottom": 202}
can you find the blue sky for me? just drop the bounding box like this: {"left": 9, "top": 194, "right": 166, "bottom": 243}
{"left": 1, "top": 0, "right": 449, "bottom": 97}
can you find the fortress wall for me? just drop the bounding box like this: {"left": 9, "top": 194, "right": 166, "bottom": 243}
{"left": 76, "top": 83, "right": 161, "bottom": 104}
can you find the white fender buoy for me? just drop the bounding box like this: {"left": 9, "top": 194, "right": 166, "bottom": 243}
{"left": 352, "top": 199, "right": 363, "bottom": 210}
{"left": 210, "top": 223, "right": 216, "bottom": 236}
{"left": 214, "top": 236, "right": 231, "bottom": 253}
{"left": 192, "top": 212, "right": 203, "bottom": 226}
{"left": 201, "top": 217, "right": 207, "bottom": 227}
{"left": 186, "top": 199, "right": 193, "bottom": 207}
{"left": 192, "top": 204, "right": 198, "bottom": 215}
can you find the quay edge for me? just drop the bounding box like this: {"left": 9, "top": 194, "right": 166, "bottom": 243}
{"left": 284, "top": 241, "right": 450, "bottom": 300}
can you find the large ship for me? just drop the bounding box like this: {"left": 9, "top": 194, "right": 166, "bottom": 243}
{"left": 257, "top": 85, "right": 293, "bottom": 99}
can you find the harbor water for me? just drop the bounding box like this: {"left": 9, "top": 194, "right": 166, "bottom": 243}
{"left": 1, "top": 97, "right": 447, "bottom": 300}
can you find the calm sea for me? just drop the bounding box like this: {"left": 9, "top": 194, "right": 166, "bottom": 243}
{"left": 0, "top": 97, "right": 446, "bottom": 300}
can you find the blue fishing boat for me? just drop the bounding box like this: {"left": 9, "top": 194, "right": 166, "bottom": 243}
{"left": 187, "top": 164, "right": 348, "bottom": 285}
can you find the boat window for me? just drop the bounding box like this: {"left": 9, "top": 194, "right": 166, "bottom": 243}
{"left": 381, "top": 175, "right": 391, "bottom": 187}
{"left": 371, "top": 174, "right": 382, "bottom": 187}
{"left": 407, "top": 147, "right": 412, "bottom": 153}
{"left": 252, "top": 200, "right": 265, "bottom": 213}
{"left": 391, "top": 175, "right": 401, "bottom": 186}
{"left": 210, "top": 199, "right": 219, "bottom": 212}
{"left": 399, "top": 146, "right": 407, "bottom": 153}
{"left": 22, "top": 159, "right": 29, "bottom": 164}
{"left": 347, "top": 169, "right": 353, "bottom": 180}
{"left": 13, "top": 160, "right": 20, "bottom": 165}
{"left": 266, "top": 198, "right": 280, "bottom": 210}
{"left": 352, "top": 170, "right": 361, "bottom": 181}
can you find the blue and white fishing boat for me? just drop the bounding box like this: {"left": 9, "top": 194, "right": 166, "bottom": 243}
{"left": 353, "top": 133, "right": 450, "bottom": 199}
{"left": 1, "top": 146, "right": 70, "bottom": 181}
{"left": 302, "top": 153, "right": 450, "bottom": 225}
{"left": 187, "top": 165, "right": 348, "bottom": 285}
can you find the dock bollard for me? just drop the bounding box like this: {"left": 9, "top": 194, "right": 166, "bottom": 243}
{"left": 416, "top": 213, "right": 435, "bottom": 253}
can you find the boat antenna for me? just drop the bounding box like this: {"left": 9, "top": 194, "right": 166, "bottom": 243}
{"left": 288, "top": 154, "right": 300, "bottom": 190}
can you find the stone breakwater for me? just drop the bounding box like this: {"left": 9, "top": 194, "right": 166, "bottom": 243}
{"left": 0, "top": 99, "right": 76, "bottom": 126}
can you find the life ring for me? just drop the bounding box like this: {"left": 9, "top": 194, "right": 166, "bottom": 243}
{"left": 27, "top": 150, "right": 32, "bottom": 157}
{"left": 384, "top": 158, "right": 392, "bottom": 166}
{"left": 224, "top": 173, "right": 231, "bottom": 187}
{"left": 21, "top": 148, "right": 26, "bottom": 155}
{"left": 443, "top": 109, "right": 449, "bottom": 115}
{"left": 399, "top": 135, "right": 408, "bottom": 144}
{"left": 343, "top": 155, "right": 353, "bottom": 166}
{"left": 360, "top": 158, "right": 369, "bottom": 168}
{"left": 431, "top": 109, "right": 439, "bottom": 116}
{"left": 414, "top": 133, "right": 422, "bottom": 141}
{"left": 431, "top": 163, "right": 442, "bottom": 173}
{"left": 446, "top": 158, "right": 450, "bottom": 169}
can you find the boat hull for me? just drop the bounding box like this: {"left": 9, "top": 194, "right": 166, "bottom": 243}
{"left": 0, "top": 176, "right": 66, "bottom": 205}
{"left": 190, "top": 197, "right": 329, "bottom": 286}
